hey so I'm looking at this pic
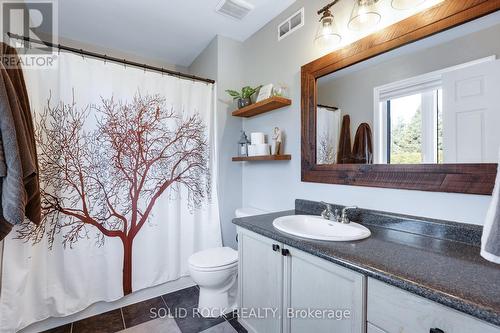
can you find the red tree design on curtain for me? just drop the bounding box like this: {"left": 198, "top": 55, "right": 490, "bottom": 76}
{"left": 17, "top": 92, "right": 210, "bottom": 295}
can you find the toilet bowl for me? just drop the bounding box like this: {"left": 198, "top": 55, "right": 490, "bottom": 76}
{"left": 188, "top": 207, "right": 268, "bottom": 318}
{"left": 188, "top": 247, "right": 238, "bottom": 317}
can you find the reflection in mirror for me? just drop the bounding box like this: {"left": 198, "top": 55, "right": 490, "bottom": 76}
{"left": 316, "top": 15, "right": 500, "bottom": 165}
{"left": 316, "top": 105, "right": 340, "bottom": 164}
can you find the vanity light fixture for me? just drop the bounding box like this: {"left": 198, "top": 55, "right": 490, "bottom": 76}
{"left": 314, "top": 0, "right": 342, "bottom": 49}
{"left": 348, "top": 0, "right": 381, "bottom": 31}
{"left": 391, "top": 0, "right": 426, "bottom": 10}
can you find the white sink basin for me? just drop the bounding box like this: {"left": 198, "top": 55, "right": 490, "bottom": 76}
{"left": 273, "top": 215, "right": 371, "bottom": 241}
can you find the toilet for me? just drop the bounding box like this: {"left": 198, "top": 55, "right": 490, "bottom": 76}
{"left": 188, "top": 207, "right": 267, "bottom": 317}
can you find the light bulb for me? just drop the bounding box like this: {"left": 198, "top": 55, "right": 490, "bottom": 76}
{"left": 348, "top": 0, "right": 381, "bottom": 31}
{"left": 315, "top": 11, "right": 341, "bottom": 50}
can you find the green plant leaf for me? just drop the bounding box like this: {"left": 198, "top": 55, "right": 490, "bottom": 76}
{"left": 225, "top": 89, "right": 241, "bottom": 99}
{"left": 227, "top": 85, "right": 263, "bottom": 99}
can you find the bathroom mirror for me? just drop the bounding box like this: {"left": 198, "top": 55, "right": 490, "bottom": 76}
{"left": 316, "top": 16, "right": 500, "bottom": 166}
{"left": 302, "top": 1, "right": 500, "bottom": 195}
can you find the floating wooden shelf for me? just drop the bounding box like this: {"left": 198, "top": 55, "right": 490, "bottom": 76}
{"left": 232, "top": 96, "right": 291, "bottom": 118}
{"left": 232, "top": 155, "right": 292, "bottom": 162}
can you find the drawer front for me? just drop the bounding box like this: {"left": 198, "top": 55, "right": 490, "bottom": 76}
{"left": 367, "top": 278, "right": 499, "bottom": 333}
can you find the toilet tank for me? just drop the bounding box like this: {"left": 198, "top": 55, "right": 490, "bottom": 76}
{"left": 235, "top": 207, "right": 267, "bottom": 218}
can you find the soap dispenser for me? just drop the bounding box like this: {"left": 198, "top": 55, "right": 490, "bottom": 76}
{"left": 238, "top": 131, "right": 250, "bottom": 157}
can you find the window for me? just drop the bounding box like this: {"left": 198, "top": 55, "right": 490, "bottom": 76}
{"left": 386, "top": 89, "right": 442, "bottom": 164}
{"left": 373, "top": 56, "right": 496, "bottom": 164}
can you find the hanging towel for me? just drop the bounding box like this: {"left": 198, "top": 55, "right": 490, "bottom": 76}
{"left": 481, "top": 154, "right": 500, "bottom": 264}
{"left": 0, "top": 63, "right": 26, "bottom": 240}
{"left": 0, "top": 136, "right": 6, "bottom": 176}
{"left": 352, "top": 123, "right": 373, "bottom": 164}
{"left": 0, "top": 43, "right": 41, "bottom": 225}
{"left": 337, "top": 115, "right": 352, "bottom": 164}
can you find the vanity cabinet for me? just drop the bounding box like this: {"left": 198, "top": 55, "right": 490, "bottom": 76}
{"left": 237, "top": 228, "right": 499, "bottom": 333}
{"left": 237, "top": 228, "right": 365, "bottom": 333}
{"left": 367, "top": 278, "right": 499, "bottom": 333}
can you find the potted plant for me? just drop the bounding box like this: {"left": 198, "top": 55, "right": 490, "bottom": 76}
{"left": 226, "top": 85, "right": 262, "bottom": 109}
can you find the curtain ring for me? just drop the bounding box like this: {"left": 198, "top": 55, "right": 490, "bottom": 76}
{"left": 80, "top": 49, "right": 84, "bottom": 59}
{"left": 144, "top": 64, "right": 146, "bottom": 73}
{"left": 123, "top": 59, "right": 126, "bottom": 69}
{"left": 161, "top": 67, "right": 164, "bottom": 76}
{"left": 57, "top": 44, "right": 61, "bottom": 55}
{"left": 104, "top": 54, "right": 107, "bottom": 64}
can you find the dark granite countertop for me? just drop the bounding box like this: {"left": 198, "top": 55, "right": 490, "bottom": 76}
{"left": 233, "top": 208, "right": 500, "bottom": 327}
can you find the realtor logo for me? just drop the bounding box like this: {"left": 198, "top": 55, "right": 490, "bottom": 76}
{"left": 1, "top": 1, "right": 57, "bottom": 68}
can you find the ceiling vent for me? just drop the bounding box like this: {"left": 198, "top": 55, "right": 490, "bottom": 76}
{"left": 216, "top": 0, "right": 254, "bottom": 20}
{"left": 278, "top": 8, "right": 305, "bottom": 41}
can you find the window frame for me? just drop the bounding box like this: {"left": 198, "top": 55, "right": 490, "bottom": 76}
{"left": 373, "top": 56, "right": 496, "bottom": 164}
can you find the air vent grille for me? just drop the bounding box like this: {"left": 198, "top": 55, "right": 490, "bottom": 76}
{"left": 216, "top": 0, "right": 254, "bottom": 20}
{"left": 278, "top": 8, "right": 304, "bottom": 41}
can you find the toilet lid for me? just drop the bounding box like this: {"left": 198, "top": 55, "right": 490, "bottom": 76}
{"left": 189, "top": 247, "right": 238, "bottom": 269}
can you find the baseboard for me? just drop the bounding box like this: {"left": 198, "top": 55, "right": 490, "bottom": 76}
{"left": 19, "top": 276, "right": 195, "bottom": 333}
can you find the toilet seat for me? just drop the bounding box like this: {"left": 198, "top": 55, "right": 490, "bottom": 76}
{"left": 188, "top": 247, "right": 238, "bottom": 271}
{"left": 189, "top": 261, "right": 238, "bottom": 272}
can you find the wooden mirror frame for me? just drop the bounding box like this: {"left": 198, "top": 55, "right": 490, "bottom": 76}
{"left": 301, "top": 0, "right": 500, "bottom": 195}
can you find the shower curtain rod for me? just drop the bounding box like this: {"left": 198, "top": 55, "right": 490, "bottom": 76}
{"left": 6, "top": 32, "right": 216, "bottom": 84}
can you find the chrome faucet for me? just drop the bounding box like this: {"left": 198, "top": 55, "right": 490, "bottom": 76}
{"left": 340, "top": 206, "right": 358, "bottom": 224}
{"left": 320, "top": 202, "right": 340, "bottom": 222}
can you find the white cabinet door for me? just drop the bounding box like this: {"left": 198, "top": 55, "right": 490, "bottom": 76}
{"left": 442, "top": 59, "right": 500, "bottom": 163}
{"left": 284, "top": 247, "right": 366, "bottom": 333}
{"left": 237, "top": 228, "right": 284, "bottom": 333}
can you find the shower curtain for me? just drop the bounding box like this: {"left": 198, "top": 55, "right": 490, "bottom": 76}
{"left": 0, "top": 52, "right": 222, "bottom": 332}
{"left": 316, "top": 106, "right": 341, "bottom": 165}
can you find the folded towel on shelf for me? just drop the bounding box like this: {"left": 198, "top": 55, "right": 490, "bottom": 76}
{"left": 0, "top": 62, "right": 26, "bottom": 240}
{"left": 481, "top": 152, "right": 500, "bottom": 264}
{"left": 0, "top": 43, "right": 41, "bottom": 225}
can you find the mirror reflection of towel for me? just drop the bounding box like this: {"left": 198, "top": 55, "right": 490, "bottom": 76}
{"left": 352, "top": 123, "right": 373, "bottom": 164}
{"left": 337, "top": 115, "right": 352, "bottom": 164}
{"left": 481, "top": 152, "right": 500, "bottom": 264}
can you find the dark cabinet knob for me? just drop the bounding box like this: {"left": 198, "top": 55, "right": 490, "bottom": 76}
{"left": 272, "top": 244, "right": 280, "bottom": 252}
{"left": 281, "top": 248, "right": 290, "bottom": 256}
{"left": 430, "top": 329, "right": 445, "bottom": 333}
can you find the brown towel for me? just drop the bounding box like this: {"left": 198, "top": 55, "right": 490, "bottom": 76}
{"left": 352, "top": 123, "right": 373, "bottom": 164}
{"left": 0, "top": 214, "right": 13, "bottom": 240}
{"left": 336, "top": 115, "right": 352, "bottom": 164}
{"left": 0, "top": 62, "right": 26, "bottom": 240}
{"left": 0, "top": 137, "right": 6, "bottom": 176}
{"left": 1, "top": 43, "right": 41, "bottom": 225}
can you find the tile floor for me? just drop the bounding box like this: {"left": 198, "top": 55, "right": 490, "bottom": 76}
{"left": 42, "top": 286, "right": 247, "bottom": 333}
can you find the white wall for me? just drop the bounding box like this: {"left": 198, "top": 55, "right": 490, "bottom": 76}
{"left": 190, "top": 36, "right": 244, "bottom": 249}
{"left": 237, "top": 1, "right": 495, "bottom": 225}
